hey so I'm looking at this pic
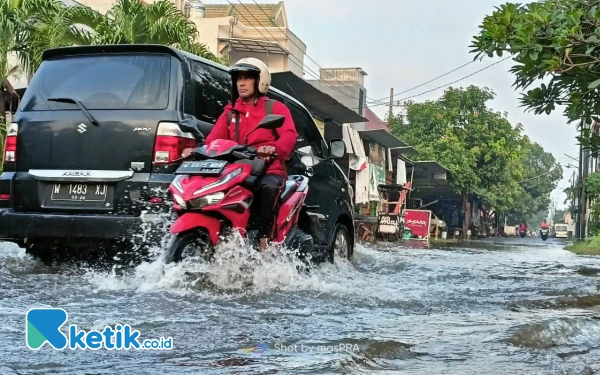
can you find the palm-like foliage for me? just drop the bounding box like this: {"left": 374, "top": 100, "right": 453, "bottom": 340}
{"left": 0, "top": 0, "right": 223, "bottom": 143}
{"left": 69, "top": 0, "right": 223, "bottom": 63}
{"left": 1, "top": 0, "right": 91, "bottom": 81}
{"left": 1, "top": 0, "right": 222, "bottom": 85}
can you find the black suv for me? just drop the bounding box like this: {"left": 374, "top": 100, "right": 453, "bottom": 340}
{"left": 0, "top": 44, "right": 355, "bottom": 263}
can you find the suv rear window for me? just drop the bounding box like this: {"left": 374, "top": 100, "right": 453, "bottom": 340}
{"left": 20, "top": 54, "right": 171, "bottom": 111}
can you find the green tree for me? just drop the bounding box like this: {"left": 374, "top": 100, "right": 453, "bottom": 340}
{"left": 1, "top": 0, "right": 223, "bottom": 85}
{"left": 71, "top": 0, "right": 223, "bottom": 64}
{"left": 474, "top": 137, "right": 562, "bottom": 225}
{"left": 516, "top": 140, "right": 563, "bottom": 219}
{"left": 390, "top": 85, "right": 526, "bottom": 236}
{"left": 1, "top": 0, "right": 82, "bottom": 123}
{"left": 554, "top": 208, "right": 568, "bottom": 223}
{"left": 585, "top": 172, "right": 600, "bottom": 234}
{"left": 470, "top": 0, "right": 600, "bottom": 151}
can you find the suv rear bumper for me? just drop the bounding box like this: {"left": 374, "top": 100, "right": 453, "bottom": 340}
{"left": 0, "top": 208, "right": 167, "bottom": 241}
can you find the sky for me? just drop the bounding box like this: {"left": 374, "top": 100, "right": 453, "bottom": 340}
{"left": 213, "top": 0, "right": 579, "bottom": 209}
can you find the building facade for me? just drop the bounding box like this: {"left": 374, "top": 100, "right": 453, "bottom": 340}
{"left": 190, "top": 2, "right": 306, "bottom": 77}
{"left": 306, "top": 67, "right": 368, "bottom": 129}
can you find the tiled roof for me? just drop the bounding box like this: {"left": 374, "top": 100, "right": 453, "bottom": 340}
{"left": 204, "top": 2, "right": 283, "bottom": 27}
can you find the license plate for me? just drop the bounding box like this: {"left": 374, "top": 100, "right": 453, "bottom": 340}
{"left": 50, "top": 183, "right": 108, "bottom": 202}
{"left": 175, "top": 160, "right": 227, "bottom": 175}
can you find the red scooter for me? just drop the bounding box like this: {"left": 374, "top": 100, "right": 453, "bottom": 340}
{"left": 163, "top": 114, "right": 314, "bottom": 264}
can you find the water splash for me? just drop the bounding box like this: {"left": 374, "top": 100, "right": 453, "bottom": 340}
{"left": 85, "top": 230, "right": 342, "bottom": 296}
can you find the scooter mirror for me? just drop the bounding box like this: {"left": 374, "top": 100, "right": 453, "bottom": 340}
{"left": 301, "top": 155, "right": 319, "bottom": 168}
{"left": 177, "top": 117, "right": 205, "bottom": 142}
{"left": 257, "top": 114, "right": 286, "bottom": 130}
{"left": 178, "top": 119, "right": 196, "bottom": 133}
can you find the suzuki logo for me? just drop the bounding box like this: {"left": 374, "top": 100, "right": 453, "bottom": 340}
{"left": 133, "top": 127, "right": 151, "bottom": 132}
{"left": 62, "top": 171, "right": 91, "bottom": 177}
{"left": 77, "top": 123, "right": 87, "bottom": 134}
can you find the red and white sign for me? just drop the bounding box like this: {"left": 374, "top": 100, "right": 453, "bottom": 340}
{"left": 404, "top": 209, "right": 432, "bottom": 240}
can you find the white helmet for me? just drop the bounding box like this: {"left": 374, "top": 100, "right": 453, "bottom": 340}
{"left": 229, "top": 57, "right": 271, "bottom": 97}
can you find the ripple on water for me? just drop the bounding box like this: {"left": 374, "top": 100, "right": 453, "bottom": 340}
{"left": 507, "top": 317, "right": 600, "bottom": 349}
{"left": 4, "top": 238, "right": 600, "bottom": 374}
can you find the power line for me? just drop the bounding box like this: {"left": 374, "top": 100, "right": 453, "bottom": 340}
{"left": 249, "top": 0, "right": 383, "bottom": 105}
{"left": 228, "top": 0, "right": 372, "bottom": 104}
{"left": 371, "top": 60, "right": 476, "bottom": 104}
{"left": 224, "top": 2, "right": 513, "bottom": 118}
{"left": 227, "top": 0, "right": 359, "bottom": 100}
{"left": 360, "top": 55, "right": 513, "bottom": 111}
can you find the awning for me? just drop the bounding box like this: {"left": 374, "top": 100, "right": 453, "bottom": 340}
{"left": 390, "top": 146, "right": 419, "bottom": 156}
{"left": 357, "top": 129, "right": 408, "bottom": 149}
{"left": 271, "top": 71, "right": 367, "bottom": 124}
{"left": 218, "top": 37, "right": 289, "bottom": 55}
{"left": 408, "top": 160, "right": 448, "bottom": 182}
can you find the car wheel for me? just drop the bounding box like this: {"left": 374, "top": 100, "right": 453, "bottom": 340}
{"left": 328, "top": 222, "right": 352, "bottom": 263}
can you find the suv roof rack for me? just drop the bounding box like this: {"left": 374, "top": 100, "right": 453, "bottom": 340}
{"left": 42, "top": 44, "right": 185, "bottom": 61}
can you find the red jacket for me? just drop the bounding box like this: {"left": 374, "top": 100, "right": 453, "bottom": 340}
{"left": 205, "top": 96, "right": 298, "bottom": 178}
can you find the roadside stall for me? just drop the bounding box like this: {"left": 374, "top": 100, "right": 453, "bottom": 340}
{"left": 374, "top": 183, "right": 408, "bottom": 242}
{"left": 347, "top": 129, "right": 418, "bottom": 242}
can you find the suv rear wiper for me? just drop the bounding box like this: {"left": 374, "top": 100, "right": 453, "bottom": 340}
{"left": 48, "top": 97, "right": 99, "bottom": 126}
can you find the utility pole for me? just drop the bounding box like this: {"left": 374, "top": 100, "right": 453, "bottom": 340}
{"left": 576, "top": 131, "right": 583, "bottom": 240}
{"left": 389, "top": 87, "right": 394, "bottom": 121}
{"left": 583, "top": 143, "right": 591, "bottom": 239}
{"left": 576, "top": 121, "right": 591, "bottom": 240}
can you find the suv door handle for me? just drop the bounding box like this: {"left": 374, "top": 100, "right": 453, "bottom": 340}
{"left": 304, "top": 165, "right": 314, "bottom": 176}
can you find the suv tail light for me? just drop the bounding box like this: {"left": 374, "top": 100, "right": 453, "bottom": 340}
{"left": 3, "top": 122, "right": 18, "bottom": 164}
{"left": 153, "top": 122, "right": 196, "bottom": 164}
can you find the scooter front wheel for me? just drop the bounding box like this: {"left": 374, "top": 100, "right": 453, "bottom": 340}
{"left": 163, "top": 229, "right": 215, "bottom": 264}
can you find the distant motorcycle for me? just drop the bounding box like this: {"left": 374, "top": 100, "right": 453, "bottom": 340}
{"left": 540, "top": 228, "right": 550, "bottom": 241}
{"left": 519, "top": 229, "right": 527, "bottom": 238}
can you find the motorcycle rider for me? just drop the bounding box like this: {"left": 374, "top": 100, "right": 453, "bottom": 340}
{"left": 519, "top": 222, "right": 527, "bottom": 233}
{"left": 539, "top": 219, "right": 550, "bottom": 236}
{"left": 182, "top": 57, "right": 298, "bottom": 251}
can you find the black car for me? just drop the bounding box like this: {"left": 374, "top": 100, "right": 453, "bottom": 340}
{"left": 0, "top": 44, "right": 355, "bottom": 264}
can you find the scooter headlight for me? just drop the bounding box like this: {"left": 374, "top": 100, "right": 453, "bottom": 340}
{"left": 173, "top": 193, "right": 186, "bottom": 208}
{"left": 193, "top": 167, "right": 243, "bottom": 196}
{"left": 171, "top": 175, "right": 186, "bottom": 194}
{"left": 189, "top": 192, "right": 225, "bottom": 209}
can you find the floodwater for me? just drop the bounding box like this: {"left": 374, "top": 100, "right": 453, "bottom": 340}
{"left": 1, "top": 235, "right": 600, "bottom": 375}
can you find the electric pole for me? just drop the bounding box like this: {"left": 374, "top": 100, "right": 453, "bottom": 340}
{"left": 389, "top": 87, "right": 394, "bottom": 121}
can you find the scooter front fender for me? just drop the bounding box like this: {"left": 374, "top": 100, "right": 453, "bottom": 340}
{"left": 170, "top": 212, "right": 221, "bottom": 245}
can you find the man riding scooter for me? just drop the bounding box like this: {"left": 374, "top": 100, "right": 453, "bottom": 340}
{"left": 182, "top": 57, "right": 298, "bottom": 251}
{"left": 539, "top": 219, "right": 550, "bottom": 240}
{"left": 519, "top": 222, "right": 527, "bottom": 237}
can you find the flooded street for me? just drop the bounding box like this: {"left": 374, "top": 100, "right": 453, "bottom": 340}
{"left": 1, "top": 236, "right": 600, "bottom": 374}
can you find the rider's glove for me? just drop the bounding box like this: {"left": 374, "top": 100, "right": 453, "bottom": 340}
{"left": 257, "top": 146, "right": 276, "bottom": 161}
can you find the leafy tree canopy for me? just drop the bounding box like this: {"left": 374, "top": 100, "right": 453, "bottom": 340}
{"left": 470, "top": 0, "right": 600, "bottom": 151}
{"left": 389, "top": 85, "right": 563, "bottom": 227}
{"left": 390, "top": 85, "right": 529, "bottom": 232}
{"left": 0, "top": 0, "right": 224, "bottom": 84}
